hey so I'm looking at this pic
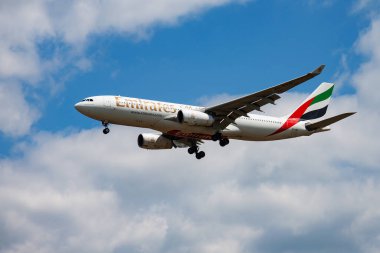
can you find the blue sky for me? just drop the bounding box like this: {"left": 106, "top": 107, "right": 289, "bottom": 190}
{"left": 1, "top": 1, "right": 380, "bottom": 253}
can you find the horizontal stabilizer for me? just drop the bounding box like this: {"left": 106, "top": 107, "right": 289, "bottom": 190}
{"left": 305, "top": 112, "right": 356, "bottom": 131}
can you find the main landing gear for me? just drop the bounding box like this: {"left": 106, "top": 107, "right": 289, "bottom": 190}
{"left": 212, "top": 132, "right": 230, "bottom": 147}
{"left": 188, "top": 132, "right": 229, "bottom": 160}
{"left": 188, "top": 146, "right": 206, "bottom": 160}
{"left": 102, "top": 121, "right": 110, "bottom": 134}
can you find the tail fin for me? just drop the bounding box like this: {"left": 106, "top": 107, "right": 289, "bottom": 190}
{"left": 287, "top": 82, "right": 334, "bottom": 121}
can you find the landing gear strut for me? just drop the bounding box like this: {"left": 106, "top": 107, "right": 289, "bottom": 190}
{"left": 188, "top": 146, "right": 206, "bottom": 159}
{"left": 102, "top": 121, "right": 110, "bottom": 134}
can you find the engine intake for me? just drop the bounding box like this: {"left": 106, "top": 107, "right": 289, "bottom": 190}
{"left": 177, "top": 109, "right": 214, "bottom": 127}
{"left": 137, "top": 133, "right": 173, "bottom": 150}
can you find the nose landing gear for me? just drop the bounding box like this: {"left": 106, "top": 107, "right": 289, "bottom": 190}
{"left": 102, "top": 121, "right": 110, "bottom": 134}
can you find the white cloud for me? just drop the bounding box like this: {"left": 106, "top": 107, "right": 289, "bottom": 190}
{"left": 0, "top": 0, "right": 53, "bottom": 81}
{"left": 196, "top": 93, "right": 241, "bottom": 107}
{"left": 0, "top": 0, "right": 244, "bottom": 80}
{"left": 352, "top": 0, "right": 380, "bottom": 13}
{"left": 352, "top": 18, "right": 380, "bottom": 110}
{"left": 0, "top": 0, "right": 245, "bottom": 137}
{"left": 0, "top": 82, "right": 40, "bottom": 136}
{"left": 49, "top": 0, "right": 247, "bottom": 44}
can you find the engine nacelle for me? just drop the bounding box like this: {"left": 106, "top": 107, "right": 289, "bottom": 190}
{"left": 177, "top": 109, "right": 214, "bottom": 127}
{"left": 137, "top": 133, "right": 173, "bottom": 150}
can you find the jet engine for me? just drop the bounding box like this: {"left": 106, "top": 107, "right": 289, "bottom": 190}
{"left": 177, "top": 109, "right": 214, "bottom": 127}
{"left": 137, "top": 133, "right": 173, "bottom": 149}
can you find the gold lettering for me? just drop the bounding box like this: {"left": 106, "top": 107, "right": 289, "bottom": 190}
{"left": 125, "top": 98, "right": 140, "bottom": 109}
{"left": 137, "top": 99, "right": 144, "bottom": 110}
{"left": 143, "top": 101, "right": 156, "bottom": 111}
{"left": 117, "top": 97, "right": 178, "bottom": 113}
{"left": 115, "top": 97, "right": 125, "bottom": 107}
{"left": 163, "top": 104, "right": 170, "bottom": 113}
{"left": 156, "top": 102, "right": 163, "bottom": 112}
{"left": 169, "top": 105, "right": 177, "bottom": 113}
{"left": 162, "top": 104, "right": 176, "bottom": 113}
{"left": 150, "top": 103, "right": 157, "bottom": 111}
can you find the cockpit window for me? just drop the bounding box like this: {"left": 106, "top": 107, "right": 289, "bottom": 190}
{"left": 82, "top": 98, "right": 94, "bottom": 102}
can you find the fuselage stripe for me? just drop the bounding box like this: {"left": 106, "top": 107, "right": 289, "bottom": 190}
{"left": 268, "top": 97, "right": 314, "bottom": 136}
{"left": 310, "top": 86, "right": 333, "bottom": 106}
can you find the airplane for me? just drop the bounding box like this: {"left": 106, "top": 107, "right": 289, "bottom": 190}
{"left": 75, "top": 65, "right": 355, "bottom": 159}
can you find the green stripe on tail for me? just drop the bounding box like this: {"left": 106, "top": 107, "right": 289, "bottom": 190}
{"left": 310, "top": 85, "right": 334, "bottom": 105}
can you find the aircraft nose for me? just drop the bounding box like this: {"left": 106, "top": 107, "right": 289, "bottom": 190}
{"left": 74, "top": 102, "right": 84, "bottom": 112}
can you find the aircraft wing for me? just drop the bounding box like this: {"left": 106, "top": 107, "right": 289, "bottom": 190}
{"left": 205, "top": 65, "right": 325, "bottom": 129}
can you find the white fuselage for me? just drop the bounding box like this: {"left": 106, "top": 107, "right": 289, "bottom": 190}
{"left": 75, "top": 95, "right": 314, "bottom": 141}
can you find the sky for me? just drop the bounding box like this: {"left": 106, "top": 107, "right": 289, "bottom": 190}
{"left": 0, "top": 0, "right": 380, "bottom": 252}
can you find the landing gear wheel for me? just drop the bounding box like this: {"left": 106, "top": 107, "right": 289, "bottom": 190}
{"left": 212, "top": 132, "right": 222, "bottom": 141}
{"left": 219, "top": 138, "right": 229, "bottom": 147}
{"left": 103, "top": 127, "right": 110, "bottom": 134}
{"left": 196, "top": 151, "right": 206, "bottom": 159}
{"left": 188, "top": 146, "right": 197, "bottom": 154}
{"left": 187, "top": 144, "right": 205, "bottom": 159}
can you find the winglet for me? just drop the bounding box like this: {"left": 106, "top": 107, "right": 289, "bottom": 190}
{"left": 311, "top": 64, "right": 325, "bottom": 75}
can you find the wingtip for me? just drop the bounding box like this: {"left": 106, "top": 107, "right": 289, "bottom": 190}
{"left": 340, "top": 112, "right": 357, "bottom": 119}
{"left": 311, "top": 64, "right": 326, "bottom": 75}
